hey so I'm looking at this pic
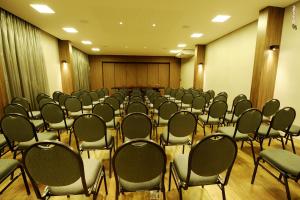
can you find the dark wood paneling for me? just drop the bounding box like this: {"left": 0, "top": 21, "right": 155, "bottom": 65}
{"left": 126, "top": 64, "right": 137, "bottom": 86}
{"left": 89, "top": 56, "right": 103, "bottom": 90}
{"left": 102, "top": 63, "right": 115, "bottom": 94}
{"left": 147, "top": 64, "right": 159, "bottom": 86}
{"left": 159, "top": 63, "right": 170, "bottom": 88}
{"left": 170, "top": 60, "right": 181, "bottom": 88}
{"left": 194, "top": 45, "right": 206, "bottom": 89}
{"left": 114, "top": 63, "right": 127, "bottom": 87}
{"left": 136, "top": 63, "right": 148, "bottom": 86}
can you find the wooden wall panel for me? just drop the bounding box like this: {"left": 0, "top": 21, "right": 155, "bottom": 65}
{"left": 114, "top": 63, "right": 127, "bottom": 87}
{"left": 89, "top": 56, "right": 103, "bottom": 90}
{"left": 147, "top": 64, "right": 159, "bottom": 86}
{"left": 170, "top": 60, "right": 181, "bottom": 88}
{"left": 102, "top": 63, "right": 115, "bottom": 94}
{"left": 194, "top": 45, "right": 206, "bottom": 89}
{"left": 126, "top": 64, "right": 137, "bottom": 86}
{"left": 136, "top": 64, "right": 148, "bottom": 86}
{"left": 159, "top": 63, "right": 170, "bottom": 88}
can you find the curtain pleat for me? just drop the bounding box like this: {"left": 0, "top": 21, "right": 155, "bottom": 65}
{"left": 0, "top": 9, "right": 49, "bottom": 109}
{"left": 72, "top": 47, "right": 90, "bottom": 91}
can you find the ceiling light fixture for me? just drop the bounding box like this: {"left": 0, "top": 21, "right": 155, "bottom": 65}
{"left": 191, "top": 33, "right": 203, "bottom": 38}
{"left": 81, "top": 40, "right": 92, "bottom": 45}
{"left": 212, "top": 15, "right": 231, "bottom": 23}
{"left": 178, "top": 44, "right": 187, "bottom": 48}
{"left": 119, "top": 21, "right": 123, "bottom": 25}
{"left": 30, "top": 4, "right": 55, "bottom": 14}
{"left": 152, "top": 23, "right": 157, "bottom": 27}
{"left": 92, "top": 48, "right": 100, "bottom": 52}
{"left": 62, "top": 27, "right": 78, "bottom": 33}
{"left": 170, "top": 49, "right": 181, "bottom": 54}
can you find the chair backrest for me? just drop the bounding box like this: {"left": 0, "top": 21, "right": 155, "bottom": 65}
{"left": 153, "top": 96, "right": 168, "bottom": 109}
{"left": 126, "top": 102, "right": 148, "bottom": 115}
{"left": 41, "top": 103, "right": 65, "bottom": 124}
{"left": 262, "top": 99, "right": 280, "bottom": 118}
{"left": 92, "top": 103, "right": 114, "bottom": 123}
{"left": 1, "top": 114, "right": 37, "bottom": 144}
{"left": 159, "top": 101, "right": 178, "bottom": 120}
{"left": 103, "top": 88, "right": 109, "bottom": 96}
{"left": 208, "top": 100, "right": 228, "bottom": 119}
{"left": 213, "top": 95, "right": 227, "bottom": 103}
{"left": 73, "top": 114, "right": 108, "bottom": 145}
{"left": 232, "top": 94, "right": 247, "bottom": 109}
{"left": 129, "top": 96, "right": 143, "bottom": 103}
{"left": 113, "top": 92, "right": 124, "bottom": 104}
{"left": 58, "top": 93, "right": 70, "bottom": 107}
{"left": 36, "top": 93, "right": 50, "bottom": 104}
{"left": 270, "top": 107, "right": 296, "bottom": 132}
{"left": 23, "top": 141, "right": 88, "bottom": 197}
{"left": 207, "top": 90, "right": 215, "bottom": 99}
{"left": 192, "top": 95, "right": 206, "bottom": 110}
{"left": 79, "top": 93, "right": 93, "bottom": 106}
{"left": 11, "top": 97, "right": 30, "bottom": 112}
{"left": 97, "top": 89, "right": 105, "bottom": 99}
{"left": 122, "top": 113, "right": 152, "bottom": 140}
{"left": 232, "top": 99, "right": 252, "bottom": 117}
{"left": 217, "top": 91, "right": 228, "bottom": 98}
{"left": 113, "top": 139, "right": 166, "bottom": 187}
{"left": 39, "top": 97, "right": 55, "bottom": 108}
{"left": 170, "top": 89, "right": 177, "bottom": 98}
{"left": 89, "top": 91, "right": 99, "bottom": 102}
{"left": 52, "top": 91, "right": 62, "bottom": 102}
{"left": 167, "top": 111, "right": 197, "bottom": 139}
{"left": 165, "top": 88, "right": 171, "bottom": 95}
{"left": 104, "top": 96, "right": 120, "bottom": 110}
{"left": 4, "top": 103, "right": 28, "bottom": 117}
{"left": 181, "top": 93, "right": 193, "bottom": 105}
{"left": 187, "top": 134, "right": 237, "bottom": 186}
{"left": 235, "top": 109, "right": 262, "bottom": 137}
{"left": 65, "top": 97, "right": 82, "bottom": 112}
{"left": 175, "top": 90, "right": 184, "bottom": 101}
{"left": 203, "top": 92, "right": 211, "bottom": 103}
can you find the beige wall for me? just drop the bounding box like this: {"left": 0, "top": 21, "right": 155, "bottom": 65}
{"left": 204, "top": 22, "right": 257, "bottom": 106}
{"left": 40, "top": 31, "right": 62, "bottom": 95}
{"left": 180, "top": 56, "right": 195, "bottom": 88}
{"left": 274, "top": 2, "right": 300, "bottom": 125}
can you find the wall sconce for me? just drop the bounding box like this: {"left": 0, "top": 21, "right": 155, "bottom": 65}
{"left": 269, "top": 45, "right": 279, "bottom": 51}
{"left": 62, "top": 60, "right": 68, "bottom": 70}
{"left": 198, "top": 63, "right": 203, "bottom": 73}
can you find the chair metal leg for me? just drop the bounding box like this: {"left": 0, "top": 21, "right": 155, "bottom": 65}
{"left": 87, "top": 151, "right": 90, "bottom": 158}
{"left": 285, "top": 134, "right": 290, "bottom": 145}
{"left": 168, "top": 163, "right": 172, "bottom": 191}
{"left": 268, "top": 138, "right": 272, "bottom": 146}
{"left": 103, "top": 167, "right": 108, "bottom": 195}
{"left": 109, "top": 148, "right": 112, "bottom": 177}
{"left": 203, "top": 125, "right": 206, "bottom": 136}
{"left": 182, "top": 145, "right": 185, "bottom": 154}
{"left": 251, "top": 157, "right": 261, "bottom": 184}
{"left": 283, "top": 175, "right": 291, "bottom": 200}
{"left": 240, "top": 141, "right": 244, "bottom": 149}
{"left": 280, "top": 137, "right": 285, "bottom": 150}
{"left": 68, "top": 131, "right": 72, "bottom": 146}
{"left": 178, "top": 186, "right": 183, "bottom": 200}
{"left": 250, "top": 140, "right": 256, "bottom": 165}
{"left": 221, "top": 185, "right": 226, "bottom": 200}
{"left": 20, "top": 167, "right": 30, "bottom": 195}
{"left": 290, "top": 136, "right": 296, "bottom": 154}
{"left": 259, "top": 139, "right": 264, "bottom": 151}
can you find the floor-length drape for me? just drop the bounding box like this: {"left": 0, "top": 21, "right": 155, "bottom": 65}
{"left": 72, "top": 47, "right": 90, "bottom": 91}
{"left": 0, "top": 9, "right": 49, "bottom": 109}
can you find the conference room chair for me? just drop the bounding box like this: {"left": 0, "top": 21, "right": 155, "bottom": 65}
{"left": 224, "top": 99, "right": 252, "bottom": 125}
{"left": 174, "top": 90, "right": 185, "bottom": 106}
{"left": 58, "top": 93, "right": 71, "bottom": 111}
{"left": 11, "top": 97, "right": 41, "bottom": 119}
{"left": 169, "top": 88, "right": 177, "bottom": 101}
{"left": 190, "top": 95, "right": 206, "bottom": 116}
{"left": 126, "top": 101, "right": 148, "bottom": 115}
{"left": 229, "top": 94, "right": 247, "bottom": 113}
{"left": 23, "top": 141, "right": 108, "bottom": 199}
{"left": 151, "top": 96, "right": 168, "bottom": 118}
{"left": 79, "top": 93, "right": 93, "bottom": 111}
{"left": 121, "top": 112, "right": 152, "bottom": 142}
{"left": 40, "top": 103, "right": 74, "bottom": 144}
{"left": 180, "top": 93, "right": 193, "bottom": 110}
{"left": 88, "top": 91, "right": 100, "bottom": 105}
{"left": 160, "top": 111, "right": 197, "bottom": 153}
{"left": 255, "top": 107, "right": 295, "bottom": 151}
{"left": 96, "top": 89, "right": 106, "bottom": 102}
{"left": 73, "top": 114, "right": 115, "bottom": 177}
{"left": 261, "top": 99, "right": 280, "bottom": 123}
{"left": 169, "top": 134, "right": 237, "bottom": 200}
{"left": 4, "top": 103, "right": 44, "bottom": 130}
{"left": 203, "top": 92, "right": 212, "bottom": 108}
{"left": 103, "top": 88, "right": 109, "bottom": 97}
{"left": 36, "top": 93, "right": 50, "bottom": 104}
{"left": 217, "top": 91, "right": 228, "bottom": 99}
{"left": 129, "top": 95, "right": 143, "bottom": 103}
{"left": 112, "top": 92, "right": 126, "bottom": 109}
{"left": 52, "top": 91, "right": 63, "bottom": 103}
{"left": 113, "top": 139, "right": 166, "bottom": 200}
{"left": 65, "top": 96, "right": 84, "bottom": 118}
{"left": 38, "top": 96, "right": 55, "bottom": 108}
{"left": 219, "top": 108, "right": 262, "bottom": 164}
{"left": 251, "top": 148, "right": 300, "bottom": 200}
{"left": 285, "top": 124, "right": 300, "bottom": 154}
{"left": 198, "top": 100, "right": 228, "bottom": 135}
{"left": 104, "top": 96, "right": 122, "bottom": 117}
{"left": 0, "top": 133, "right": 8, "bottom": 157}
{"left": 207, "top": 89, "right": 215, "bottom": 100}
{"left": 164, "top": 87, "right": 171, "bottom": 99}
{"left": 0, "top": 159, "right": 30, "bottom": 195}
{"left": 213, "top": 94, "right": 227, "bottom": 103}
{"left": 0, "top": 114, "right": 57, "bottom": 159}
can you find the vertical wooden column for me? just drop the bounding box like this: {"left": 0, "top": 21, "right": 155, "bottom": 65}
{"left": 58, "top": 40, "right": 74, "bottom": 94}
{"left": 250, "top": 6, "right": 285, "bottom": 109}
{"left": 193, "top": 45, "right": 206, "bottom": 89}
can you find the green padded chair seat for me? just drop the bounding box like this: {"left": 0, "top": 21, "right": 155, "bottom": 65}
{"left": 174, "top": 154, "right": 218, "bottom": 186}
{"left": 181, "top": 103, "right": 191, "bottom": 109}
{"left": 83, "top": 105, "right": 93, "bottom": 110}
{"left": 18, "top": 131, "right": 58, "bottom": 149}
{"left": 257, "top": 124, "right": 281, "bottom": 137}
{"left": 69, "top": 111, "right": 83, "bottom": 118}
{"left": 115, "top": 110, "right": 121, "bottom": 116}
{"left": 260, "top": 149, "right": 300, "bottom": 177}
{"left": 158, "top": 117, "right": 168, "bottom": 126}
{"left": 153, "top": 109, "right": 158, "bottom": 114}
{"left": 49, "top": 119, "right": 74, "bottom": 130}
{"left": 224, "top": 113, "right": 238, "bottom": 123}
{"left": 30, "top": 119, "right": 44, "bottom": 129}
{"left": 29, "top": 111, "right": 41, "bottom": 119}
{"left": 169, "top": 97, "right": 175, "bottom": 101}
{"left": 119, "top": 175, "right": 161, "bottom": 192}
{"left": 80, "top": 133, "right": 112, "bottom": 149}
{"left": 149, "top": 103, "right": 154, "bottom": 108}
{"left": 106, "top": 120, "right": 115, "bottom": 128}
{"left": 289, "top": 124, "right": 300, "bottom": 135}
{"left": 0, "top": 134, "right": 7, "bottom": 148}
{"left": 191, "top": 108, "right": 202, "bottom": 115}
{"left": 92, "top": 101, "right": 100, "bottom": 105}
{"left": 198, "top": 115, "right": 220, "bottom": 124}
{"left": 99, "top": 98, "right": 105, "bottom": 102}
{"left": 124, "top": 135, "right": 150, "bottom": 143}
{"left": 161, "top": 129, "right": 190, "bottom": 144}
{"left": 0, "top": 159, "right": 19, "bottom": 181}
{"left": 218, "top": 127, "right": 250, "bottom": 141}
{"left": 48, "top": 159, "right": 102, "bottom": 195}
{"left": 175, "top": 100, "right": 181, "bottom": 104}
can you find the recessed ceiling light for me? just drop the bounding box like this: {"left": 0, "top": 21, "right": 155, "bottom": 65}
{"left": 30, "top": 4, "right": 55, "bottom": 14}
{"left": 125, "top": 46, "right": 129, "bottom": 48}
{"left": 177, "top": 44, "right": 187, "bottom": 48}
{"left": 144, "top": 46, "right": 147, "bottom": 49}
{"left": 152, "top": 23, "right": 156, "bottom": 27}
{"left": 212, "top": 15, "right": 231, "bottom": 23}
{"left": 170, "top": 49, "right": 181, "bottom": 54}
{"left": 81, "top": 40, "right": 92, "bottom": 45}
{"left": 191, "top": 33, "right": 203, "bottom": 38}
{"left": 119, "top": 21, "right": 123, "bottom": 25}
{"left": 62, "top": 27, "right": 78, "bottom": 33}
{"left": 92, "top": 48, "right": 100, "bottom": 52}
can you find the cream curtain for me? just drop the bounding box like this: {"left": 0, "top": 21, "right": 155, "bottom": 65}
{"left": 72, "top": 47, "right": 90, "bottom": 91}
{"left": 0, "top": 9, "right": 49, "bottom": 109}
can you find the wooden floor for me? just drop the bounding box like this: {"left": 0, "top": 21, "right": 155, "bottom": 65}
{"left": 1, "top": 122, "right": 300, "bottom": 200}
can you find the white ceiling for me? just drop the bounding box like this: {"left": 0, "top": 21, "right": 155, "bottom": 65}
{"left": 0, "top": 0, "right": 297, "bottom": 56}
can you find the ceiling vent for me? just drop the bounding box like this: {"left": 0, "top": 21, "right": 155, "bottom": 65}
{"left": 175, "top": 49, "right": 194, "bottom": 58}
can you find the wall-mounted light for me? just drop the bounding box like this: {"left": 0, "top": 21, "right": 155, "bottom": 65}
{"left": 198, "top": 63, "right": 203, "bottom": 73}
{"left": 269, "top": 45, "right": 280, "bottom": 51}
{"left": 62, "top": 60, "right": 68, "bottom": 71}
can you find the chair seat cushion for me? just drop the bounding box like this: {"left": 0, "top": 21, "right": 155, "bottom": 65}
{"left": 83, "top": 105, "right": 93, "bottom": 110}
{"left": 257, "top": 124, "right": 281, "bottom": 137}
{"left": 181, "top": 103, "right": 190, "bottom": 109}
{"left": 81, "top": 133, "right": 112, "bottom": 150}
{"left": 0, "top": 134, "right": 7, "bottom": 148}
{"left": 218, "top": 127, "right": 250, "bottom": 141}
{"left": 289, "top": 124, "right": 300, "bottom": 135}
{"left": 30, "top": 119, "right": 44, "bottom": 129}
{"left": 119, "top": 175, "right": 161, "bottom": 192}
{"left": 198, "top": 115, "right": 220, "bottom": 124}
{"left": 106, "top": 119, "right": 115, "bottom": 128}
{"left": 115, "top": 110, "right": 121, "bottom": 116}
{"left": 260, "top": 149, "right": 300, "bottom": 177}
{"left": 0, "top": 159, "right": 19, "bottom": 181}
{"left": 175, "top": 100, "right": 181, "bottom": 104}
{"left": 93, "top": 101, "right": 100, "bottom": 105}
{"left": 29, "top": 111, "right": 41, "bottom": 119}
{"left": 191, "top": 108, "right": 202, "bottom": 115}
{"left": 48, "top": 159, "right": 102, "bottom": 195}
{"left": 174, "top": 154, "right": 218, "bottom": 186}
{"left": 49, "top": 119, "right": 74, "bottom": 130}
{"left": 158, "top": 117, "right": 168, "bottom": 126}
{"left": 69, "top": 111, "right": 83, "bottom": 118}
{"left": 18, "top": 131, "right": 58, "bottom": 149}
{"left": 225, "top": 113, "right": 238, "bottom": 123}
{"left": 161, "top": 129, "right": 190, "bottom": 144}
